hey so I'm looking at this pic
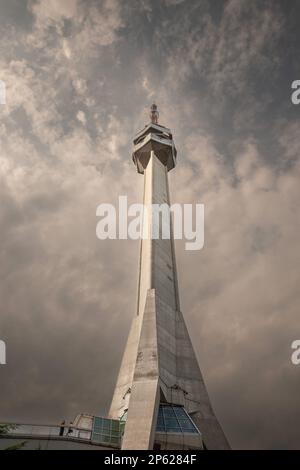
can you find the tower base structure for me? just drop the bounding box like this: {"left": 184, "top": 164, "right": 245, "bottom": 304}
{"left": 109, "top": 287, "right": 229, "bottom": 450}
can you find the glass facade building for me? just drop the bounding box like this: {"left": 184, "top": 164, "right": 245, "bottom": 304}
{"left": 156, "top": 405, "right": 200, "bottom": 434}
{"left": 91, "top": 417, "right": 125, "bottom": 448}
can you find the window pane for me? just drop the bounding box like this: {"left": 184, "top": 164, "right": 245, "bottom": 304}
{"left": 179, "top": 419, "right": 196, "bottom": 431}
{"left": 156, "top": 405, "right": 200, "bottom": 435}
{"left": 163, "top": 408, "right": 175, "bottom": 418}
{"left": 174, "top": 407, "right": 187, "bottom": 418}
{"left": 165, "top": 417, "right": 178, "bottom": 426}
{"left": 165, "top": 425, "right": 181, "bottom": 432}
{"left": 166, "top": 426, "right": 181, "bottom": 432}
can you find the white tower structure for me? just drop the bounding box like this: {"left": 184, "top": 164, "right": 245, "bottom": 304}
{"left": 109, "top": 105, "right": 230, "bottom": 450}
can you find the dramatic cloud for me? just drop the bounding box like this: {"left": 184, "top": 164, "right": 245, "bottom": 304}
{"left": 31, "top": 0, "right": 79, "bottom": 22}
{"left": 0, "top": 0, "right": 300, "bottom": 449}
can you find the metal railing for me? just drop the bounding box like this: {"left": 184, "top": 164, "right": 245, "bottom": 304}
{"left": 1, "top": 423, "right": 92, "bottom": 443}
{"left": 1, "top": 419, "right": 124, "bottom": 448}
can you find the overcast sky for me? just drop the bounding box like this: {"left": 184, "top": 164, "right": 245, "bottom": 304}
{"left": 0, "top": 0, "right": 300, "bottom": 449}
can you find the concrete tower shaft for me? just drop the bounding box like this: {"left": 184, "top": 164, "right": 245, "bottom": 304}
{"left": 109, "top": 107, "right": 230, "bottom": 450}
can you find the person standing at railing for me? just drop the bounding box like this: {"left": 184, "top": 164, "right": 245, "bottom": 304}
{"left": 59, "top": 420, "right": 65, "bottom": 437}
{"left": 67, "top": 421, "right": 74, "bottom": 436}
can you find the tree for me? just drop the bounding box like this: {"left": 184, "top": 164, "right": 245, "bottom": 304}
{"left": 0, "top": 424, "right": 27, "bottom": 450}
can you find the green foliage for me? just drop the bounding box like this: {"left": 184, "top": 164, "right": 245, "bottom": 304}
{"left": 0, "top": 424, "right": 27, "bottom": 450}
{"left": 0, "top": 424, "right": 15, "bottom": 436}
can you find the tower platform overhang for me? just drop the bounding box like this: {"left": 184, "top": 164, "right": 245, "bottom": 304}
{"left": 133, "top": 130, "right": 177, "bottom": 174}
